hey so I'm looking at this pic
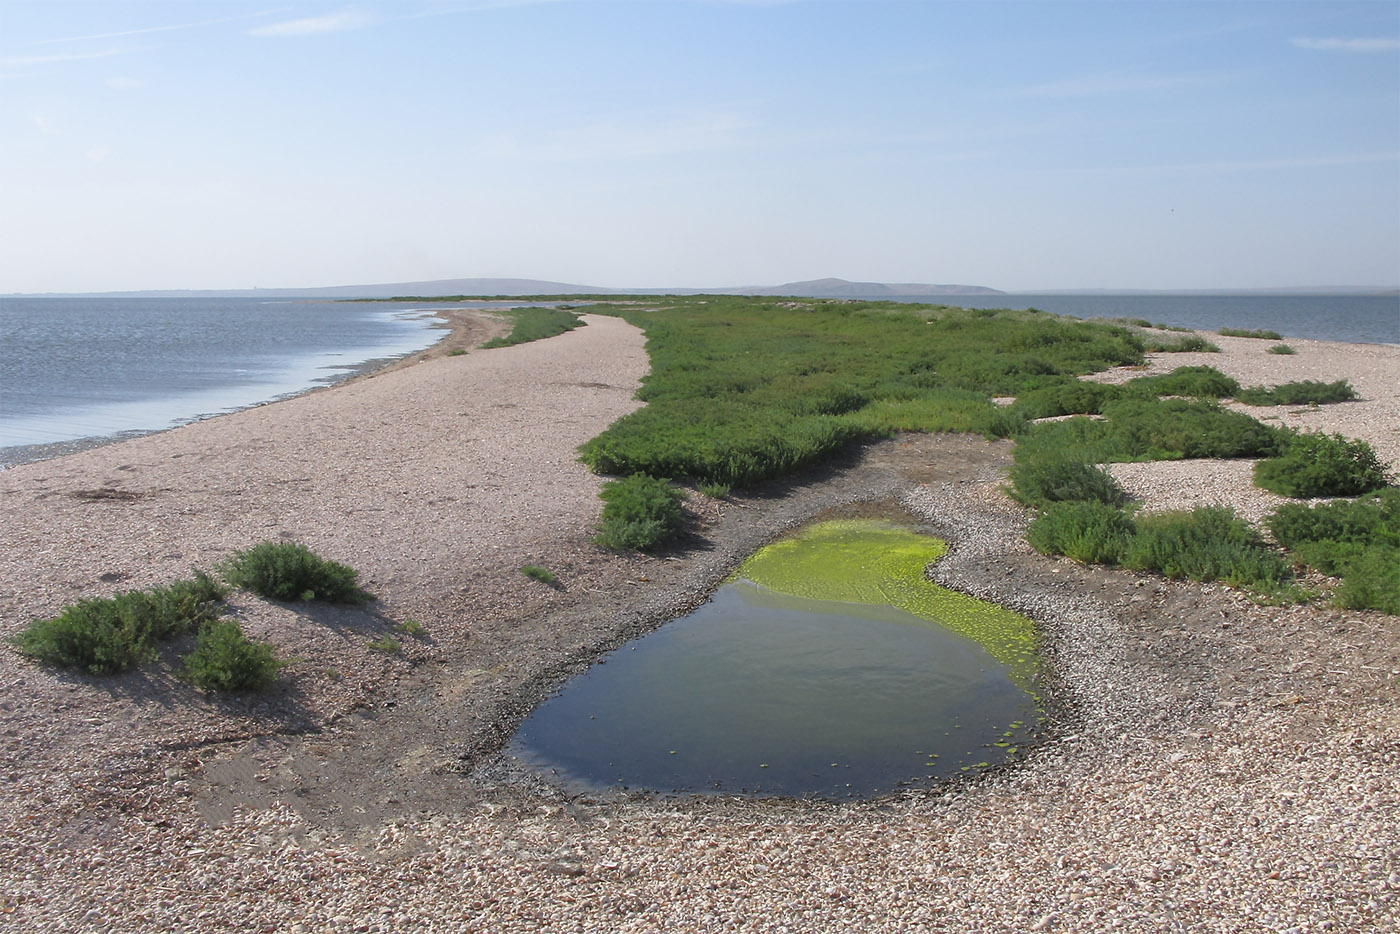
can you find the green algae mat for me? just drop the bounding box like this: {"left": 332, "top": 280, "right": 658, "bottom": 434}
{"left": 511, "top": 518, "right": 1044, "bottom": 799}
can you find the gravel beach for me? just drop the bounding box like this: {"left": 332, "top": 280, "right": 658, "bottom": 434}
{"left": 1, "top": 318, "right": 1396, "bottom": 932}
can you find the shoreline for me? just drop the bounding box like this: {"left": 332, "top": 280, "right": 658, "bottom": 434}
{"left": 1, "top": 320, "right": 1397, "bottom": 931}
{"left": 0, "top": 305, "right": 509, "bottom": 470}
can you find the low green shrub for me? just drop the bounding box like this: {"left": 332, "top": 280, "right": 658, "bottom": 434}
{"left": 1268, "top": 488, "right": 1400, "bottom": 552}
{"left": 182, "top": 620, "right": 282, "bottom": 692}
{"left": 698, "top": 481, "right": 731, "bottom": 499}
{"left": 1219, "top": 327, "right": 1283, "bottom": 340}
{"left": 367, "top": 635, "right": 401, "bottom": 654}
{"left": 12, "top": 573, "right": 227, "bottom": 675}
{"left": 594, "top": 474, "right": 687, "bottom": 551}
{"left": 1234, "top": 379, "right": 1357, "bottom": 406}
{"left": 1267, "top": 344, "right": 1296, "bottom": 355}
{"left": 1254, "top": 432, "right": 1393, "bottom": 498}
{"left": 1144, "top": 334, "right": 1220, "bottom": 353}
{"left": 1127, "top": 365, "right": 1240, "bottom": 399}
{"left": 480, "top": 307, "right": 584, "bottom": 348}
{"left": 520, "top": 564, "right": 559, "bottom": 586}
{"left": 1333, "top": 546, "right": 1400, "bottom": 614}
{"left": 1008, "top": 457, "right": 1126, "bottom": 509}
{"left": 1124, "top": 506, "right": 1291, "bottom": 588}
{"left": 1026, "top": 501, "right": 1136, "bottom": 564}
{"left": 1012, "top": 380, "right": 1122, "bottom": 419}
{"left": 223, "top": 541, "right": 371, "bottom": 604}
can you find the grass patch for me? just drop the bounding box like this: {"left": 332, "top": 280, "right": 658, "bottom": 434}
{"left": 223, "top": 541, "right": 371, "bottom": 604}
{"left": 1126, "top": 365, "right": 1240, "bottom": 399}
{"left": 394, "top": 618, "right": 425, "bottom": 636}
{"left": 520, "top": 564, "right": 559, "bottom": 586}
{"left": 367, "top": 635, "right": 401, "bottom": 654}
{"left": 1234, "top": 379, "right": 1357, "bottom": 406}
{"left": 1008, "top": 457, "right": 1126, "bottom": 509}
{"left": 1143, "top": 334, "right": 1220, "bottom": 353}
{"left": 1267, "top": 490, "right": 1400, "bottom": 613}
{"left": 698, "top": 481, "right": 732, "bottom": 499}
{"left": 1267, "top": 344, "right": 1297, "bottom": 355}
{"left": 1011, "top": 380, "right": 1122, "bottom": 419}
{"left": 1218, "top": 327, "right": 1283, "bottom": 340}
{"left": 1026, "top": 501, "right": 1136, "bottom": 564}
{"left": 12, "top": 573, "right": 227, "bottom": 675}
{"left": 1254, "top": 432, "right": 1393, "bottom": 498}
{"left": 183, "top": 620, "right": 283, "bottom": 692}
{"left": 594, "top": 474, "right": 687, "bottom": 551}
{"left": 480, "top": 307, "right": 584, "bottom": 348}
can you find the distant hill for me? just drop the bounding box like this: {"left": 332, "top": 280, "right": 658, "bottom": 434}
{"left": 6, "top": 276, "right": 1004, "bottom": 299}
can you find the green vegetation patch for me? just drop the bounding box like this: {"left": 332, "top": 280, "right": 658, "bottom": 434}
{"left": 736, "top": 519, "right": 1040, "bottom": 692}
{"left": 183, "top": 620, "right": 283, "bottom": 692}
{"left": 13, "top": 573, "right": 227, "bottom": 675}
{"left": 223, "top": 541, "right": 372, "bottom": 604}
{"left": 1233, "top": 379, "right": 1357, "bottom": 407}
{"left": 1126, "top": 365, "right": 1240, "bottom": 399}
{"left": 1143, "top": 334, "right": 1220, "bottom": 353}
{"left": 480, "top": 307, "right": 584, "bottom": 348}
{"left": 1267, "top": 344, "right": 1297, "bottom": 355}
{"left": 1268, "top": 489, "right": 1400, "bottom": 613}
{"left": 1218, "top": 327, "right": 1284, "bottom": 340}
{"left": 520, "top": 564, "right": 560, "bottom": 586}
{"left": 1254, "top": 432, "right": 1393, "bottom": 498}
{"left": 594, "top": 474, "right": 687, "bottom": 551}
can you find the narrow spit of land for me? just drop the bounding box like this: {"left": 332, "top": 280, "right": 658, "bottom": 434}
{"left": 0, "top": 313, "right": 1396, "bottom": 932}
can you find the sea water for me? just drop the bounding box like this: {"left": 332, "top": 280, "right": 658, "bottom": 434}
{"left": 0, "top": 297, "right": 451, "bottom": 464}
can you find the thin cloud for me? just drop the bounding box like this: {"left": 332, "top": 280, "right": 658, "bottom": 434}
{"left": 1001, "top": 69, "right": 1227, "bottom": 99}
{"left": 1, "top": 48, "right": 127, "bottom": 68}
{"left": 35, "top": 12, "right": 267, "bottom": 45}
{"left": 248, "top": 11, "right": 375, "bottom": 37}
{"left": 1293, "top": 37, "right": 1400, "bottom": 53}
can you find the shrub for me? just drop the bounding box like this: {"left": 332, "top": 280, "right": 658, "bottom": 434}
{"left": 223, "top": 541, "right": 371, "bottom": 604}
{"left": 698, "top": 481, "right": 731, "bottom": 499}
{"left": 1127, "top": 365, "right": 1240, "bottom": 399}
{"left": 1267, "top": 344, "right": 1296, "bottom": 355}
{"left": 1144, "top": 334, "right": 1220, "bottom": 353}
{"left": 1254, "top": 432, "right": 1393, "bottom": 498}
{"left": 481, "top": 307, "right": 584, "bottom": 348}
{"left": 182, "top": 620, "right": 282, "bottom": 692}
{"left": 1027, "top": 501, "right": 1137, "bottom": 564}
{"left": 1267, "top": 488, "right": 1400, "bottom": 552}
{"left": 367, "top": 635, "right": 401, "bottom": 654}
{"left": 1099, "top": 398, "right": 1286, "bottom": 461}
{"left": 1124, "top": 506, "right": 1291, "bottom": 588}
{"left": 12, "top": 574, "right": 227, "bottom": 675}
{"left": 520, "top": 564, "right": 559, "bottom": 586}
{"left": 1012, "top": 380, "right": 1122, "bottom": 419}
{"left": 594, "top": 474, "right": 687, "bottom": 551}
{"left": 1234, "top": 379, "right": 1357, "bottom": 406}
{"left": 1333, "top": 546, "right": 1400, "bottom": 614}
{"left": 1218, "top": 327, "right": 1283, "bottom": 340}
{"left": 1008, "top": 457, "right": 1126, "bottom": 509}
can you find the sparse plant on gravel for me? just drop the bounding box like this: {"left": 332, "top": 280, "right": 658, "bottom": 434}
{"left": 182, "top": 620, "right": 283, "bottom": 692}
{"left": 593, "top": 474, "right": 687, "bottom": 551}
{"left": 1234, "top": 379, "right": 1357, "bottom": 407}
{"left": 1218, "top": 327, "right": 1283, "bottom": 340}
{"left": 367, "top": 635, "right": 401, "bottom": 654}
{"left": 12, "top": 573, "right": 227, "bottom": 675}
{"left": 520, "top": 565, "right": 559, "bottom": 586}
{"left": 222, "top": 541, "right": 371, "bottom": 604}
{"left": 1266, "top": 344, "right": 1296, "bottom": 355}
{"left": 394, "top": 618, "right": 425, "bottom": 636}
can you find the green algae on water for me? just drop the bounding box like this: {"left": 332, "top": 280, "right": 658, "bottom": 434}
{"left": 735, "top": 518, "right": 1041, "bottom": 694}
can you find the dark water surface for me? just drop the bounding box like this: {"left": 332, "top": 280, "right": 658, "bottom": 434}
{"left": 510, "top": 579, "right": 1041, "bottom": 800}
{"left": 0, "top": 297, "right": 452, "bottom": 462}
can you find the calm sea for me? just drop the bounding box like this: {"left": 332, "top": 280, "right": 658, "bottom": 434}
{"left": 903, "top": 293, "right": 1398, "bottom": 345}
{"left": 0, "top": 297, "right": 454, "bottom": 465}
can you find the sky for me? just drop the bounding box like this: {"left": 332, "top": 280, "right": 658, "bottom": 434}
{"left": 1, "top": 0, "right": 1397, "bottom": 293}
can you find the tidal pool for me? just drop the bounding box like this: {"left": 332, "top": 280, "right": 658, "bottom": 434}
{"left": 509, "top": 519, "right": 1043, "bottom": 799}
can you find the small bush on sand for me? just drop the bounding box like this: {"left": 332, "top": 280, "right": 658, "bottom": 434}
{"left": 1234, "top": 379, "right": 1357, "bottom": 406}
{"left": 1267, "top": 490, "right": 1400, "bottom": 613}
{"left": 1127, "top": 365, "right": 1240, "bottom": 400}
{"left": 1144, "top": 334, "right": 1220, "bottom": 353}
{"left": 1008, "top": 457, "right": 1126, "bottom": 509}
{"left": 520, "top": 564, "right": 559, "bottom": 586}
{"left": 1124, "top": 506, "right": 1291, "bottom": 589}
{"left": 183, "top": 620, "right": 282, "bottom": 692}
{"left": 223, "top": 541, "right": 372, "bottom": 604}
{"left": 1027, "top": 501, "right": 1137, "bottom": 565}
{"left": 12, "top": 573, "right": 227, "bottom": 675}
{"left": 594, "top": 475, "right": 687, "bottom": 551}
{"left": 1218, "top": 327, "right": 1283, "bottom": 340}
{"left": 1333, "top": 546, "right": 1400, "bottom": 615}
{"left": 1267, "top": 344, "right": 1296, "bottom": 355}
{"left": 1254, "top": 432, "right": 1393, "bottom": 498}
{"left": 1012, "top": 380, "right": 1122, "bottom": 419}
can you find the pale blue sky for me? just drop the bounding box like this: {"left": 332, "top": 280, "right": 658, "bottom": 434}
{"left": 2, "top": 0, "right": 1397, "bottom": 292}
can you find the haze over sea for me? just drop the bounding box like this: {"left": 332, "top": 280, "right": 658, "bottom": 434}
{"left": 0, "top": 292, "right": 1395, "bottom": 468}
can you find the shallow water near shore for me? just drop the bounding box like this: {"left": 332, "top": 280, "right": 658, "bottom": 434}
{"left": 510, "top": 519, "right": 1043, "bottom": 799}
